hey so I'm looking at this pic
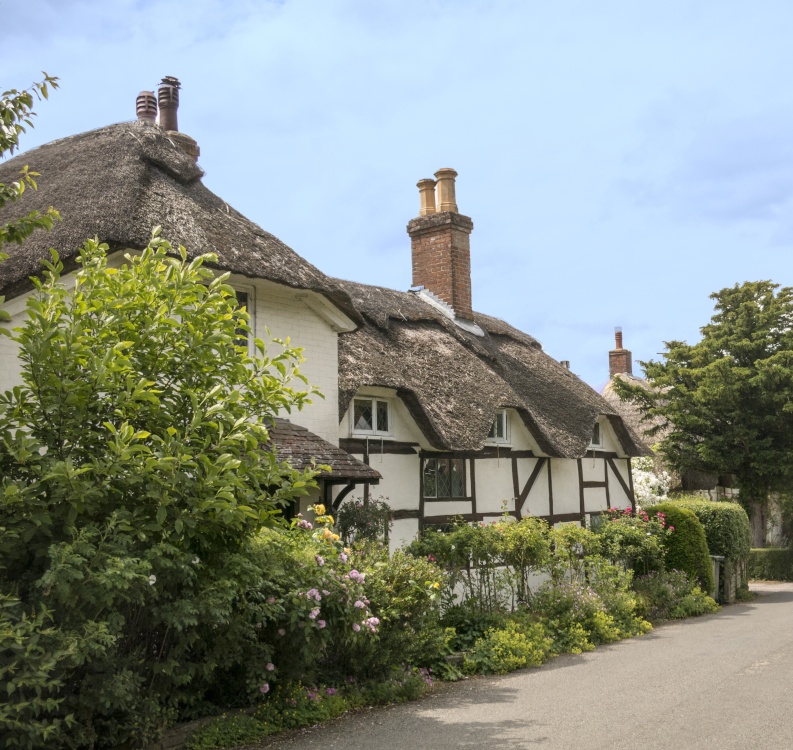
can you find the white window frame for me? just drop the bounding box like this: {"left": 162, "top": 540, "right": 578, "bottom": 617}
{"left": 589, "top": 421, "right": 602, "bottom": 448}
{"left": 350, "top": 396, "right": 392, "bottom": 437}
{"left": 486, "top": 408, "right": 510, "bottom": 444}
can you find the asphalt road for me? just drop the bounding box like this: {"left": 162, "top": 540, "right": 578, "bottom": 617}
{"left": 260, "top": 582, "right": 793, "bottom": 750}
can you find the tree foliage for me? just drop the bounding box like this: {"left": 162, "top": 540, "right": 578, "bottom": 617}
{"left": 615, "top": 281, "right": 793, "bottom": 508}
{"left": 0, "top": 235, "right": 319, "bottom": 747}
{"left": 0, "top": 74, "right": 61, "bottom": 254}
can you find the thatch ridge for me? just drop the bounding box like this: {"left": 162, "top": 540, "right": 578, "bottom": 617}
{"left": 334, "top": 278, "right": 648, "bottom": 458}
{"left": 0, "top": 121, "right": 361, "bottom": 324}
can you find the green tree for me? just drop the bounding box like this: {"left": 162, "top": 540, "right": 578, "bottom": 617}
{"left": 0, "top": 74, "right": 61, "bottom": 314}
{"left": 0, "top": 235, "right": 318, "bottom": 747}
{"left": 615, "top": 281, "right": 793, "bottom": 543}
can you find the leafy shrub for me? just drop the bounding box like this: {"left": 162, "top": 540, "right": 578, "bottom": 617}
{"left": 0, "top": 596, "right": 74, "bottom": 749}
{"left": 336, "top": 497, "right": 393, "bottom": 544}
{"left": 545, "top": 524, "right": 601, "bottom": 584}
{"left": 463, "top": 620, "right": 553, "bottom": 675}
{"left": 648, "top": 503, "right": 715, "bottom": 593}
{"left": 187, "top": 672, "right": 433, "bottom": 750}
{"left": 440, "top": 603, "right": 509, "bottom": 652}
{"left": 633, "top": 570, "right": 718, "bottom": 620}
{"left": 531, "top": 580, "right": 619, "bottom": 653}
{"left": 668, "top": 497, "right": 751, "bottom": 562}
{"left": 406, "top": 519, "right": 543, "bottom": 613}
{"left": 586, "top": 559, "right": 652, "bottom": 637}
{"left": 0, "top": 238, "right": 322, "bottom": 747}
{"left": 748, "top": 548, "right": 793, "bottom": 581}
{"left": 593, "top": 508, "right": 668, "bottom": 576}
{"left": 353, "top": 547, "right": 447, "bottom": 677}
{"left": 186, "top": 713, "right": 270, "bottom": 750}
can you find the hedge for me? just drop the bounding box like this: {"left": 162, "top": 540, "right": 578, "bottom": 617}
{"left": 649, "top": 503, "right": 714, "bottom": 593}
{"left": 668, "top": 497, "right": 751, "bottom": 562}
{"left": 748, "top": 548, "right": 793, "bottom": 581}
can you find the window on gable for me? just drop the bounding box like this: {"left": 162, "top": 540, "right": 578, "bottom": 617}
{"left": 423, "top": 457, "right": 466, "bottom": 499}
{"left": 590, "top": 422, "right": 602, "bottom": 447}
{"left": 352, "top": 397, "right": 390, "bottom": 435}
{"left": 232, "top": 289, "right": 253, "bottom": 350}
{"left": 487, "top": 409, "right": 509, "bottom": 442}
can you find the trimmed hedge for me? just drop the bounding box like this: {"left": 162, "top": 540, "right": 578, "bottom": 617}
{"left": 748, "top": 548, "right": 793, "bottom": 581}
{"left": 649, "top": 503, "right": 714, "bottom": 593}
{"left": 669, "top": 497, "right": 751, "bottom": 562}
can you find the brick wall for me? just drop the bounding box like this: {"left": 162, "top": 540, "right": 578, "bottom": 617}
{"left": 609, "top": 348, "right": 632, "bottom": 378}
{"left": 408, "top": 212, "right": 474, "bottom": 321}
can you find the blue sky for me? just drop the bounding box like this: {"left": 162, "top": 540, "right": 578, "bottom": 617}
{"left": 3, "top": 0, "right": 791, "bottom": 389}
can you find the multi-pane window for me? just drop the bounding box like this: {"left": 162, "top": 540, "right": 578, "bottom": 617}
{"left": 423, "top": 457, "right": 466, "bottom": 499}
{"left": 487, "top": 409, "right": 508, "bottom": 442}
{"left": 352, "top": 397, "right": 390, "bottom": 435}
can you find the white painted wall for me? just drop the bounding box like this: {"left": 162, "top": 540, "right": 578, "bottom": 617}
{"left": 549, "top": 458, "right": 581, "bottom": 515}
{"left": 475, "top": 455, "right": 517, "bottom": 514}
{"left": 237, "top": 276, "right": 344, "bottom": 445}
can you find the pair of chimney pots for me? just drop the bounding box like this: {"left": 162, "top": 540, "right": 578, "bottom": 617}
{"left": 418, "top": 168, "right": 459, "bottom": 215}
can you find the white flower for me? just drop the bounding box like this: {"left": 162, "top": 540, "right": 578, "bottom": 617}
{"left": 192, "top": 556, "right": 200, "bottom": 565}
{"left": 148, "top": 574, "right": 157, "bottom": 586}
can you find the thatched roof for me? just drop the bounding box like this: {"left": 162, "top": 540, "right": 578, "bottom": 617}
{"left": 335, "top": 280, "right": 649, "bottom": 458}
{"left": 601, "top": 374, "right": 657, "bottom": 452}
{"left": 267, "top": 418, "right": 380, "bottom": 482}
{"left": 0, "top": 121, "right": 361, "bottom": 324}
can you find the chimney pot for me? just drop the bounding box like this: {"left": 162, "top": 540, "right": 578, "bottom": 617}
{"left": 136, "top": 91, "right": 157, "bottom": 122}
{"left": 434, "top": 168, "right": 458, "bottom": 213}
{"left": 417, "top": 178, "right": 437, "bottom": 216}
{"left": 157, "top": 76, "right": 181, "bottom": 132}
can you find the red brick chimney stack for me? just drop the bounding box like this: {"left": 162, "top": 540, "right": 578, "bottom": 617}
{"left": 407, "top": 169, "right": 474, "bottom": 321}
{"left": 609, "top": 327, "right": 633, "bottom": 378}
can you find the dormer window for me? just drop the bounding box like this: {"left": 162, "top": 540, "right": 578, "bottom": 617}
{"left": 486, "top": 409, "right": 509, "bottom": 443}
{"left": 352, "top": 397, "right": 390, "bottom": 435}
{"left": 590, "top": 422, "right": 602, "bottom": 448}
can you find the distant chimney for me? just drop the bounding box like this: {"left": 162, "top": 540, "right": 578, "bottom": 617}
{"left": 136, "top": 91, "right": 157, "bottom": 122}
{"left": 407, "top": 169, "right": 474, "bottom": 321}
{"left": 609, "top": 326, "right": 633, "bottom": 378}
{"left": 146, "top": 76, "right": 200, "bottom": 162}
{"left": 560, "top": 360, "right": 570, "bottom": 370}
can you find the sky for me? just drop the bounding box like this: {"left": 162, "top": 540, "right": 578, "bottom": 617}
{"left": 3, "top": 0, "right": 792, "bottom": 390}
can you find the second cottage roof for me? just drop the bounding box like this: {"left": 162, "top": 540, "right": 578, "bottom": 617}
{"left": 335, "top": 279, "right": 649, "bottom": 459}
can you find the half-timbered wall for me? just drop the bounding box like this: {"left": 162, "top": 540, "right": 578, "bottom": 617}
{"left": 338, "top": 395, "right": 636, "bottom": 549}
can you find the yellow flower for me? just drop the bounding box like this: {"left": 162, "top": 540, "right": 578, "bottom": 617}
{"left": 313, "top": 504, "right": 326, "bottom": 516}
{"left": 322, "top": 528, "right": 333, "bottom": 539}
{"left": 433, "top": 582, "right": 440, "bottom": 589}
{"left": 332, "top": 533, "right": 340, "bottom": 541}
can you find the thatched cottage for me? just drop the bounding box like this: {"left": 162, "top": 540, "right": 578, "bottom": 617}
{"left": 0, "top": 79, "right": 648, "bottom": 545}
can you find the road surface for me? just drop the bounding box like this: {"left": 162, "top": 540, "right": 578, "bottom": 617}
{"left": 258, "top": 582, "right": 793, "bottom": 750}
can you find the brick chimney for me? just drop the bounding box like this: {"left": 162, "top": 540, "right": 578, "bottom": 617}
{"left": 407, "top": 169, "right": 474, "bottom": 321}
{"left": 609, "top": 327, "right": 633, "bottom": 378}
